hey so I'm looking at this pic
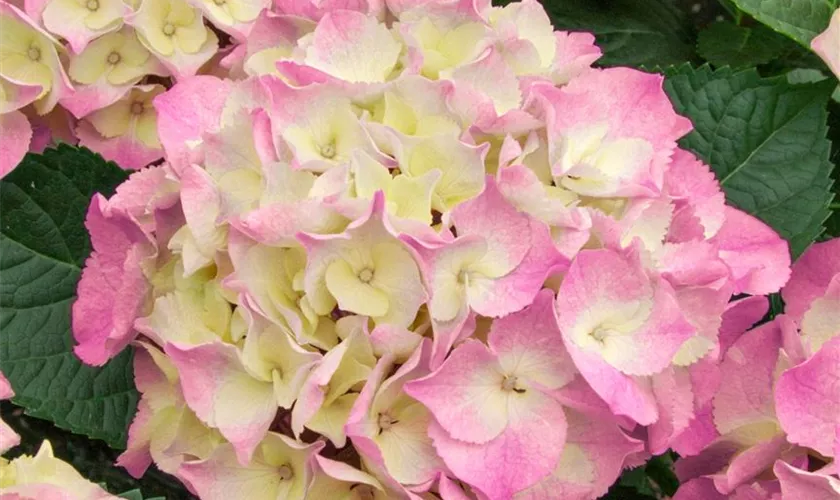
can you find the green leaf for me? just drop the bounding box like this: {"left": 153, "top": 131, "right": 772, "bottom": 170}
{"left": 542, "top": 0, "right": 696, "bottom": 68}
{"left": 664, "top": 64, "right": 836, "bottom": 257}
{"left": 0, "top": 145, "right": 137, "bottom": 448}
{"left": 118, "top": 489, "right": 165, "bottom": 500}
{"left": 697, "top": 22, "right": 793, "bottom": 69}
{"left": 733, "top": 0, "right": 838, "bottom": 47}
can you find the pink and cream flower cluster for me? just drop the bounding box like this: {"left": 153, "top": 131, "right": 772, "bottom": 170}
{"left": 33, "top": 0, "right": 837, "bottom": 498}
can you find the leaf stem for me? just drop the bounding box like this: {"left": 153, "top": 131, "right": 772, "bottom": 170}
{"left": 830, "top": 202, "right": 840, "bottom": 210}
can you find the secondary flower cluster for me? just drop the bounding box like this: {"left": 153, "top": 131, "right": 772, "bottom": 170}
{"left": 0, "top": 373, "right": 121, "bottom": 499}
{"left": 37, "top": 0, "right": 837, "bottom": 499}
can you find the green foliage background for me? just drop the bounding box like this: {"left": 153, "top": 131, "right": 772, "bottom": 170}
{"left": 1, "top": 1, "right": 838, "bottom": 499}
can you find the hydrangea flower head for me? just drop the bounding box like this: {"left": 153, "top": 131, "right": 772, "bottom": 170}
{"left": 56, "top": 1, "right": 817, "bottom": 498}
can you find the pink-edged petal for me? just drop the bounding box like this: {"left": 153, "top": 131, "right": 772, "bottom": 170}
{"left": 0, "top": 110, "right": 32, "bottom": 179}
{"left": 76, "top": 120, "right": 164, "bottom": 170}
{"left": 303, "top": 9, "right": 401, "bottom": 83}
{"left": 72, "top": 194, "right": 153, "bottom": 366}
{"left": 670, "top": 402, "right": 719, "bottom": 457}
{"left": 718, "top": 295, "right": 770, "bottom": 357}
{"left": 516, "top": 409, "right": 642, "bottom": 500}
{"left": 428, "top": 388, "right": 567, "bottom": 500}
{"left": 712, "top": 435, "right": 788, "bottom": 495}
{"left": 714, "top": 207, "right": 791, "bottom": 296}
{"left": 549, "top": 31, "right": 601, "bottom": 84}
{"left": 782, "top": 237, "right": 840, "bottom": 322}
{"left": 488, "top": 289, "right": 576, "bottom": 390}
{"left": 713, "top": 320, "right": 782, "bottom": 435}
{"left": 178, "top": 433, "right": 323, "bottom": 500}
{"left": 60, "top": 80, "right": 134, "bottom": 119}
{"left": 673, "top": 478, "right": 729, "bottom": 500}
{"left": 0, "top": 76, "right": 41, "bottom": 114}
{"left": 0, "top": 371, "right": 13, "bottom": 401}
{"left": 560, "top": 338, "right": 658, "bottom": 425}
{"left": 451, "top": 175, "right": 531, "bottom": 276}
{"left": 369, "top": 324, "right": 423, "bottom": 363}
{"left": 180, "top": 163, "right": 225, "bottom": 253}
{"left": 648, "top": 366, "right": 695, "bottom": 455}
{"left": 404, "top": 339, "right": 508, "bottom": 444}
{"left": 117, "top": 398, "right": 154, "bottom": 478}
{"left": 165, "top": 341, "right": 276, "bottom": 465}
{"left": 664, "top": 149, "right": 726, "bottom": 240}
{"left": 468, "top": 218, "right": 568, "bottom": 318}
{"left": 153, "top": 75, "right": 232, "bottom": 173}
{"left": 0, "top": 371, "right": 20, "bottom": 453}
{"left": 556, "top": 248, "right": 695, "bottom": 376}
{"left": 107, "top": 164, "right": 180, "bottom": 226}
{"left": 812, "top": 9, "right": 840, "bottom": 80}
{"left": 775, "top": 336, "right": 840, "bottom": 458}
{"left": 774, "top": 460, "right": 840, "bottom": 499}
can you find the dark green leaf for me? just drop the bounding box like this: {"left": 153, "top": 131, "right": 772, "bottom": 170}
{"left": 0, "top": 145, "right": 137, "bottom": 448}
{"left": 733, "top": 0, "right": 838, "bottom": 47}
{"left": 119, "top": 489, "right": 166, "bottom": 500}
{"left": 543, "top": 0, "right": 697, "bottom": 67}
{"left": 664, "top": 64, "right": 836, "bottom": 257}
{"left": 697, "top": 22, "right": 793, "bottom": 69}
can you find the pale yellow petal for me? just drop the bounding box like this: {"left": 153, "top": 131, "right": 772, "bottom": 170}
{"left": 325, "top": 259, "right": 389, "bottom": 318}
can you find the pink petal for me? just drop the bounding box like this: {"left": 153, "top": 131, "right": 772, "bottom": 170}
{"left": 153, "top": 76, "right": 232, "bottom": 173}
{"left": 451, "top": 176, "right": 531, "bottom": 275}
{"left": 713, "top": 320, "right": 782, "bottom": 435}
{"left": 0, "top": 75, "right": 41, "bottom": 113}
{"left": 72, "top": 195, "right": 153, "bottom": 366}
{"left": 0, "top": 371, "right": 20, "bottom": 454}
{"left": 165, "top": 341, "right": 277, "bottom": 464}
{"left": 560, "top": 337, "right": 658, "bottom": 425}
{"left": 76, "top": 120, "right": 163, "bottom": 170}
{"left": 664, "top": 149, "right": 726, "bottom": 240}
{"left": 712, "top": 435, "right": 788, "bottom": 494}
{"left": 428, "top": 389, "right": 567, "bottom": 500}
{"left": 670, "top": 402, "right": 719, "bottom": 457}
{"left": 556, "top": 248, "right": 695, "bottom": 376}
{"left": 117, "top": 398, "right": 154, "bottom": 478}
{"left": 775, "top": 336, "right": 840, "bottom": 457}
{"left": 673, "top": 478, "right": 729, "bottom": 500}
{"left": 648, "top": 366, "right": 695, "bottom": 455}
{"left": 404, "top": 340, "right": 508, "bottom": 444}
{"left": 487, "top": 289, "right": 577, "bottom": 390}
{"left": 0, "top": 110, "right": 32, "bottom": 179}
{"left": 550, "top": 31, "right": 601, "bottom": 84}
{"left": 718, "top": 296, "right": 770, "bottom": 357}
{"left": 714, "top": 207, "right": 791, "bottom": 296}
{"left": 781, "top": 237, "right": 840, "bottom": 322}
{"left": 178, "top": 433, "right": 324, "bottom": 500}
{"left": 812, "top": 9, "right": 840, "bottom": 80}
{"left": 468, "top": 218, "right": 568, "bottom": 318}
{"left": 517, "top": 409, "right": 642, "bottom": 500}
{"left": 60, "top": 80, "right": 134, "bottom": 119}
{"left": 774, "top": 460, "right": 840, "bottom": 499}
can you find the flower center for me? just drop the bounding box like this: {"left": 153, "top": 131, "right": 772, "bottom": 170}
{"left": 213, "top": 0, "right": 225, "bottom": 5}
{"left": 27, "top": 46, "right": 41, "bottom": 62}
{"left": 107, "top": 51, "right": 121, "bottom": 65}
{"left": 86, "top": 0, "right": 98, "bottom": 10}
{"left": 378, "top": 413, "right": 398, "bottom": 432}
{"left": 277, "top": 464, "right": 293, "bottom": 481}
{"left": 501, "top": 375, "right": 525, "bottom": 393}
{"left": 320, "top": 143, "right": 336, "bottom": 159}
{"left": 162, "top": 23, "right": 176, "bottom": 36}
{"left": 457, "top": 269, "right": 469, "bottom": 284}
{"left": 130, "top": 101, "right": 145, "bottom": 115}
{"left": 353, "top": 484, "right": 376, "bottom": 500}
{"left": 589, "top": 326, "right": 612, "bottom": 344}
{"left": 358, "top": 268, "right": 374, "bottom": 283}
